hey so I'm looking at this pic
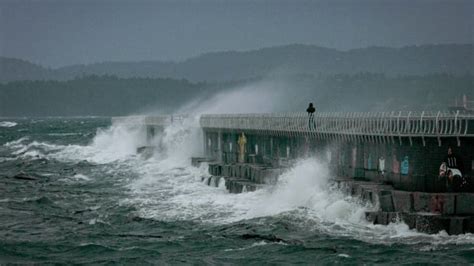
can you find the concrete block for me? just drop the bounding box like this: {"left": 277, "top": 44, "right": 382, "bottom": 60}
{"left": 211, "top": 176, "right": 222, "bottom": 187}
{"left": 392, "top": 190, "right": 413, "bottom": 212}
{"left": 248, "top": 166, "right": 254, "bottom": 179}
{"left": 365, "top": 170, "right": 378, "bottom": 181}
{"left": 378, "top": 192, "right": 395, "bottom": 212}
{"left": 455, "top": 194, "right": 474, "bottom": 215}
{"left": 241, "top": 165, "right": 247, "bottom": 178}
{"left": 250, "top": 169, "right": 259, "bottom": 183}
{"left": 354, "top": 168, "right": 365, "bottom": 180}
{"left": 365, "top": 211, "right": 378, "bottom": 223}
{"left": 338, "top": 181, "right": 353, "bottom": 195}
{"left": 377, "top": 212, "right": 389, "bottom": 225}
{"left": 222, "top": 165, "right": 229, "bottom": 176}
{"left": 430, "top": 194, "right": 456, "bottom": 215}
{"left": 258, "top": 169, "right": 268, "bottom": 184}
{"left": 207, "top": 164, "right": 215, "bottom": 175}
{"left": 352, "top": 183, "right": 364, "bottom": 197}
{"left": 361, "top": 189, "right": 373, "bottom": 203}
{"left": 448, "top": 217, "right": 466, "bottom": 235}
{"left": 225, "top": 178, "right": 242, "bottom": 193}
{"left": 465, "top": 217, "right": 474, "bottom": 233}
{"left": 387, "top": 212, "right": 400, "bottom": 223}
{"left": 244, "top": 165, "right": 250, "bottom": 178}
{"left": 400, "top": 213, "right": 417, "bottom": 229}
{"left": 235, "top": 165, "right": 240, "bottom": 178}
{"left": 415, "top": 214, "right": 449, "bottom": 234}
{"left": 412, "top": 192, "right": 430, "bottom": 212}
{"left": 254, "top": 169, "right": 263, "bottom": 183}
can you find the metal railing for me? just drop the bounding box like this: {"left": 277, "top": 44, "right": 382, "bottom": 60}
{"left": 200, "top": 111, "right": 474, "bottom": 143}
{"left": 111, "top": 111, "right": 474, "bottom": 145}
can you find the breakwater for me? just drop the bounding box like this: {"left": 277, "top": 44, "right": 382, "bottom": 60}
{"left": 114, "top": 111, "right": 474, "bottom": 234}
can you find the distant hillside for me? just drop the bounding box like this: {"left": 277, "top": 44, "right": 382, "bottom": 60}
{"left": 1, "top": 44, "right": 473, "bottom": 83}
{"left": 0, "top": 75, "right": 215, "bottom": 116}
{"left": 0, "top": 73, "right": 472, "bottom": 116}
{"left": 0, "top": 57, "right": 54, "bottom": 82}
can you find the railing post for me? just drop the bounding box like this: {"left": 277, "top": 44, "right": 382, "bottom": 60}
{"left": 436, "top": 111, "right": 441, "bottom": 147}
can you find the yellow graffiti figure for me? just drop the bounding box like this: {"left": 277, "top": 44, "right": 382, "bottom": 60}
{"left": 238, "top": 132, "right": 247, "bottom": 163}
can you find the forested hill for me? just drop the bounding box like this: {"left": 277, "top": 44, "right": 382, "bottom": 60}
{"left": 0, "top": 73, "right": 472, "bottom": 117}
{"left": 0, "top": 58, "right": 54, "bottom": 82}
{"left": 0, "top": 76, "right": 215, "bottom": 116}
{"left": 1, "top": 44, "right": 473, "bottom": 83}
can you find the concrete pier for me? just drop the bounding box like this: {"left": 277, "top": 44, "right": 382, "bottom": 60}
{"left": 113, "top": 111, "right": 474, "bottom": 234}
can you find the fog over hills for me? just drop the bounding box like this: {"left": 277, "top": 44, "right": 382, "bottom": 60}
{"left": 1, "top": 43, "right": 473, "bottom": 116}
{"left": 1, "top": 44, "right": 473, "bottom": 83}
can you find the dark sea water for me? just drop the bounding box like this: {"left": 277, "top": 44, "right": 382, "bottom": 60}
{"left": 0, "top": 117, "right": 473, "bottom": 264}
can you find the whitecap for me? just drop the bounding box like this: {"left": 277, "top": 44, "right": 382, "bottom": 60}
{"left": 72, "top": 174, "right": 91, "bottom": 181}
{"left": 0, "top": 121, "right": 17, "bottom": 128}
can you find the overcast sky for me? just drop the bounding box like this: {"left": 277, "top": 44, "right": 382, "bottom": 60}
{"left": 1, "top": 0, "right": 472, "bottom": 67}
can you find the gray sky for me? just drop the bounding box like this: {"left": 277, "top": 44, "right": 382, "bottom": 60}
{"left": 1, "top": 0, "right": 472, "bottom": 67}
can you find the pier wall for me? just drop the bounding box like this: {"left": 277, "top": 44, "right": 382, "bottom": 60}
{"left": 114, "top": 112, "right": 474, "bottom": 193}
{"left": 201, "top": 112, "right": 474, "bottom": 193}
{"left": 113, "top": 112, "right": 474, "bottom": 234}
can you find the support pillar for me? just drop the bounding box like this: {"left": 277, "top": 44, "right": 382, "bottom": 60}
{"left": 217, "top": 131, "right": 223, "bottom": 162}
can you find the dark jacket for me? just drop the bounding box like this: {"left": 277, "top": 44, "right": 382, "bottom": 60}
{"left": 444, "top": 154, "right": 464, "bottom": 173}
{"left": 306, "top": 106, "right": 315, "bottom": 114}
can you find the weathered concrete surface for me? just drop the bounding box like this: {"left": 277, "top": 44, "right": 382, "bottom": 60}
{"left": 209, "top": 163, "right": 282, "bottom": 185}
{"left": 392, "top": 191, "right": 413, "bottom": 213}
{"left": 400, "top": 213, "right": 417, "bottom": 229}
{"left": 225, "top": 177, "right": 261, "bottom": 194}
{"left": 365, "top": 211, "right": 473, "bottom": 234}
{"left": 338, "top": 179, "right": 474, "bottom": 234}
{"left": 448, "top": 217, "right": 466, "bottom": 235}
{"left": 365, "top": 211, "right": 399, "bottom": 225}
{"left": 412, "top": 192, "right": 456, "bottom": 215}
{"left": 191, "top": 157, "right": 215, "bottom": 168}
{"left": 415, "top": 214, "right": 450, "bottom": 234}
{"left": 378, "top": 191, "right": 395, "bottom": 212}
{"left": 455, "top": 194, "right": 474, "bottom": 215}
{"left": 203, "top": 163, "right": 474, "bottom": 234}
{"left": 204, "top": 162, "right": 279, "bottom": 193}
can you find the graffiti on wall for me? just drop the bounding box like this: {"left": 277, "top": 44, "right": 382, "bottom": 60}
{"left": 401, "top": 156, "right": 409, "bottom": 175}
{"left": 392, "top": 156, "right": 400, "bottom": 174}
{"left": 379, "top": 156, "right": 386, "bottom": 175}
{"left": 238, "top": 132, "right": 247, "bottom": 163}
{"left": 352, "top": 147, "right": 357, "bottom": 168}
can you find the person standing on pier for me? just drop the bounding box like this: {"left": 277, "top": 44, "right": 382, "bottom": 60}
{"left": 306, "top": 103, "right": 316, "bottom": 130}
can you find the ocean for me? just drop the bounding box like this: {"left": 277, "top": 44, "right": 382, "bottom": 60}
{"left": 0, "top": 117, "right": 473, "bottom": 264}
